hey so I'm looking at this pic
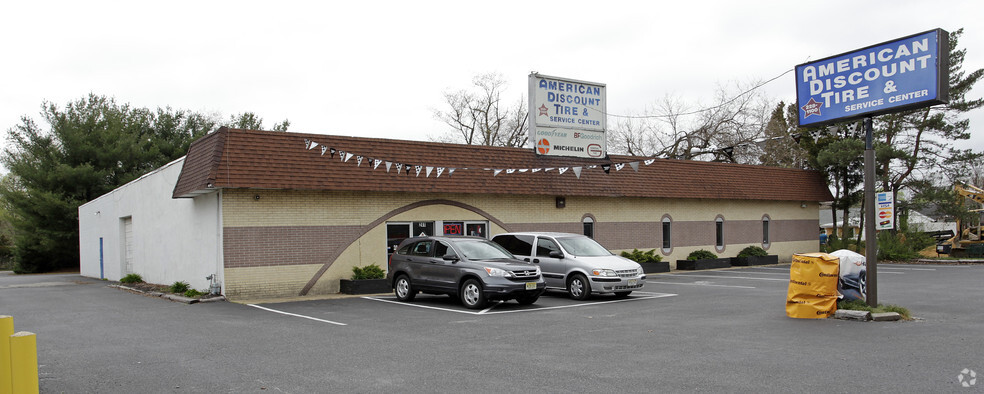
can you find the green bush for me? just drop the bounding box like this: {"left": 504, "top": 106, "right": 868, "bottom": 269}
{"left": 352, "top": 264, "right": 386, "bottom": 280}
{"left": 184, "top": 289, "right": 204, "bottom": 298}
{"left": 120, "top": 273, "right": 144, "bottom": 284}
{"left": 737, "top": 246, "right": 768, "bottom": 258}
{"left": 838, "top": 299, "right": 912, "bottom": 320}
{"left": 687, "top": 249, "right": 718, "bottom": 260}
{"left": 877, "top": 230, "right": 934, "bottom": 261}
{"left": 169, "top": 281, "right": 190, "bottom": 293}
{"left": 620, "top": 249, "right": 662, "bottom": 264}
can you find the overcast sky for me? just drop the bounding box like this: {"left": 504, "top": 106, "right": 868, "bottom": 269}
{"left": 2, "top": 0, "right": 982, "bottom": 169}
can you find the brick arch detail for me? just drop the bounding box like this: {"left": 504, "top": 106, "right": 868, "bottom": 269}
{"left": 299, "top": 199, "right": 511, "bottom": 295}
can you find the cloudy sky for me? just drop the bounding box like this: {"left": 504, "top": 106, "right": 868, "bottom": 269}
{"left": 2, "top": 0, "right": 982, "bottom": 167}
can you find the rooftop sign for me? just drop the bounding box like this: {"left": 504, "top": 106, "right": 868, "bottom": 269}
{"left": 528, "top": 73, "right": 607, "bottom": 158}
{"left": 796, "top": 29, "right": 949, "bottom": 127}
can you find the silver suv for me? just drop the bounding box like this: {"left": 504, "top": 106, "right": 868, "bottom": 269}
{"left": 491, "top": 232, "right": 645, "bottom": 300}
{"left": 387, "top": 236, "right": 546, "bottom": 309}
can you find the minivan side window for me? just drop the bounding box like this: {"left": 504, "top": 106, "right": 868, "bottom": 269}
{"left": 397, "top": 243, "right": 413, "bottom": 255}
{"left": 494, "top": 235, "right": 535, "bottom": 256}
{"left": 536, "top": 238, "right": 561, "bottom": 258}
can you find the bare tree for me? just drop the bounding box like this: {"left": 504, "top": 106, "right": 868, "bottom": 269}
{"left": 432, "top": 73, "right": 528, "bottom": 147}
{"left": 606, "top": 81, "right": 772, "bottom": 163}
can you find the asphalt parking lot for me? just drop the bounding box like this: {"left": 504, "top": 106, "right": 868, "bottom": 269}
{"left": 2, "top": 263, "right": 982, "bottom": 392}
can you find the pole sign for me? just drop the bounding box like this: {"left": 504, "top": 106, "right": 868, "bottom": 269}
{"left": 876, "top": 192, "right": 894, "bottom": 231}
{"left": 528, "top": 73, "right": 607, "bottom": 158}
{"left": 796, "top": 29, "right": 949, "bottom": 127}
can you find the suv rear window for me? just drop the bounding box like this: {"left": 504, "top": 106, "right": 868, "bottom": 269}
{"left": 493, "top": 234, "right": 534, "bottom": 256}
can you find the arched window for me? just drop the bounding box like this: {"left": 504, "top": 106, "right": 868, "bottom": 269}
{"left": 715, "top": 215, "right": 725, "bottom": 252}
{"left": 661, "top": 215, "right": 672, "bottom": 254}
{"left": 582, "top": 216, "right": 594, "bottom": 238}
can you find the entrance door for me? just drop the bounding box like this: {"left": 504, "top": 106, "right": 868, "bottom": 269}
{"left": 121, "top": 217, "right": 134, "bottom": 275}
{"left": 387, "top": 223, "right": 411, "bottom": 255}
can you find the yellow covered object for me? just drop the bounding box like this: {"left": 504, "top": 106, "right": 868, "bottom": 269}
{"left": 786, "top": 252, "right": 840, "bottom": 319}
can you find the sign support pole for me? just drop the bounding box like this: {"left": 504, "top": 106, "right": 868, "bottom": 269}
{"left": 864, "top": 116, "right": 878, "bottom": 307}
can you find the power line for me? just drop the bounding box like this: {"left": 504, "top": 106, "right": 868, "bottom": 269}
{"left": 595, "top": 68, "right": 795, "bottom": 120}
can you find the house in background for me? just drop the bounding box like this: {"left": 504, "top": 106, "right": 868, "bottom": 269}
{"left": 79, "top": 127, "right": 833, "bottom": 301}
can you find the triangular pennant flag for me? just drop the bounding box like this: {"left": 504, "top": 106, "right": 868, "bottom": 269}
{"left": 338, "top": 151, "right": 346, "bottom": 161}
{"left": 448, "top": 168, "right": 455, "bottom": 177}
{"left": 385, "top": 161, "right": 393, "bottom": 172}
{"left": 545, "top": 168, "right": 555, "bottom": 172}
{"left": 309, "top": 141, "right": 319, "bottom": 150}
{"left": 321, "top": 146, "right": 328, "bottom": 156}
{"left": 615, "top": 163, "right": 625, "bottom": 171}
{"left": 493, "top": 169, "right": 503, "bottom": 176}
{"left": 426, "top": 166, "right": 434, "bottom": 177}
{"left": 518, "top": 169, "right": 529, "bottom": 173}
{"left": 396, "top": 163, "right": 403, "bottom": 174}
{"left": 356, "top": 156, "right": 364, "bottom": 167}
{"left": 558, "top": 167, "right": 568, "bottom": 175}
{"left": 330, "top": 148, "right": 337, "bottom": 159}
{"left": 414, "top": 165, "right": 423, "bottom": 177}
{"left": 436, "top": 167, "right": 445, "bottom": 178}
{"left": 629, "top": 162, "right": 640, "bottom": 171}
{"left": 587, "top": 165, "right": 597, "bottom": 169}
{"left": 532, "top": 168, "right": 542, "bottom": 173}
{"left": 602, "top": 164, "right": 611, "bottom": 174}
{"left": 304, "top": 139, "right": 311, "bottom": 149}
{"left": 572, "top": 167, "right": 582, "bottom": 179}
{"left": 406, "top": 165, "right": 413, "bottom": 176}
{"left": 506, "top": 169, "right": 516, "bottom": 174}
{"left": 374, "top": 159, "right": 383, "bottom": 170}
{"left": 644, "top": 159, "right": 655, "bottom": 165}
{"left": 344, "top": 153, "right": 354, "bottom": 162}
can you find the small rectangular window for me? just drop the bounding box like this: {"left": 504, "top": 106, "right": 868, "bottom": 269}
{"left": 662, "top": 221, "right": 671, "bottom": 249}
{"left": 583, "top": 222, "right": 594, "bottom": 238}
{"left": 716, "top": 221, "right": 724, "bottom": 247}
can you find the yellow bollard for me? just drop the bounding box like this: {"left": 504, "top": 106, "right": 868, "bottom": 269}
{"left": 9, "top": 331, "right": 39, "bottom": 394}
{"left": 0, "top": 315, "right": 12, "bottom": 394}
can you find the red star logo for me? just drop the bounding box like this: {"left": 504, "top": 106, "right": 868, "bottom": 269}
{"left": 801, "top": 97, "right": 822, "bottom": 118}
{"left": 538, "top": 104, "right": 549, "bottom": 116}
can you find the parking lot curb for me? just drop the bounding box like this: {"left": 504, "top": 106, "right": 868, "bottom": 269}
{"left": 109, "top": 284, "right": 225, "bottom": 304}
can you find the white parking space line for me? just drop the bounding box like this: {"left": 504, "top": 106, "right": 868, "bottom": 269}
{"left": 669, "top": 274, "right": 788, "bottom": 282}
{"left": 247, "top": 304, "right": 348, "bottom": 326}
{"left": 363, "top": 293, "right": 678, "bottom": 315}
{"left": 646, "top": 280, "right": 756, "bottom": 289}
{"left": 879, "top": 265, "right": 937, "bottom": 271}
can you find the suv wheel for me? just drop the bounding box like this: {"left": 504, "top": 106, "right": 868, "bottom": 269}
{"left": 567, "top": 274, "right": 591, "bottom": 301}
{"left": 460, "top": 278, "right": 487, "bottom": 309}
{"left": 394, "top": 275, "right": 416, "bottom": 302}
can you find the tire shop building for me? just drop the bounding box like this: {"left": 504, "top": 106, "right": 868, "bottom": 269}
{"left": 78, "top": 127, "right": 833, "bottom": 300}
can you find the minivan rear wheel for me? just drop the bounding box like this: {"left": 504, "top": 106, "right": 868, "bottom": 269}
{"left": 568, "top": 274, "right": 591, "bottom": 300}
{"left": 395, "top": 275, "right": 416, "bottom": 302}
{"left": 460, "top": 279, "right": 487, "bottom": 309}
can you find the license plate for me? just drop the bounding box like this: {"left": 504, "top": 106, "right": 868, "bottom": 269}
{"left": 628, "top": 279, "right": 638, "bottom": 287}
{"left": 525, "top": 282, "right": 537, "bottom": 290}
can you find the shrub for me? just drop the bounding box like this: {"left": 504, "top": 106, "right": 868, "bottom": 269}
{"left": 352, "top": 264, "right": 386, "bottom": 280}
{"left": 687, "top": 249, "right": 717, "bottom": 260}
{"left": 737, "top": 246, "right": 768, "bottom": 258}
{"left": 184, "top": 289, "right": 204, "bottom": 298}
{"left": 620, "top": 249, "right": 662, "bottom": 264}
{"left": 877, "top": 229, "right": 934, "bottom": 261}
{"left": 120, "top": 273, "right": 144, "bottom": 284}
{"left": 169, "top": 281, "right": 190, "bottom": 293}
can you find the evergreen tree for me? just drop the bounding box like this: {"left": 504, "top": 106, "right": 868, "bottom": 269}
{"left": 0, "top": 95, "right": 222, "bottom": 272}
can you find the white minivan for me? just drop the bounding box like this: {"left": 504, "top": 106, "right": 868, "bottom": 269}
{"left": 491, "top": 232, "right": 645, "bottom": 300}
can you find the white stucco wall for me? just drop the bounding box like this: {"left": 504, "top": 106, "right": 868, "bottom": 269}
{"left": 78, "top": 158, "right": 222, "bottom": 292}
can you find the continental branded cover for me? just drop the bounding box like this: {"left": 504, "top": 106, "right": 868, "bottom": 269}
{"left": 786, "top": 253, "right": 840, "bottom": 319}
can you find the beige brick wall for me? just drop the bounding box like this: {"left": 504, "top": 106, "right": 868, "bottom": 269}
{"left": 221, "top": 189, "right": 821, "bottom": 299}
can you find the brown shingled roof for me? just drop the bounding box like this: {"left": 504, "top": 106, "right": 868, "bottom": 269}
{"left": 173, "top": 127, "right": 834, "bottom": 202}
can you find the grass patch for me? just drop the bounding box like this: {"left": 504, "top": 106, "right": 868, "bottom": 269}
{"left": 120, "top": 273, "right": 144, "bottom": 284}
{"left": 838, "top": 299, "right": 912, "bottom": 320}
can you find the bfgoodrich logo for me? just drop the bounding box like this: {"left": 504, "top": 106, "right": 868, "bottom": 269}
{"left": 958, "top": 368, "right": 977, "bottom": 387}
